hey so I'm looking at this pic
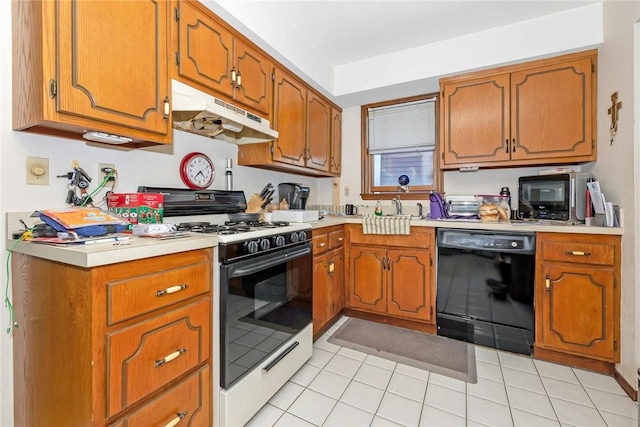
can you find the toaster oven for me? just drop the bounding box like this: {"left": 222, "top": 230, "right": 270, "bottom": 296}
{"left": 445, "top": 195, "right": 480, "bottom": 217}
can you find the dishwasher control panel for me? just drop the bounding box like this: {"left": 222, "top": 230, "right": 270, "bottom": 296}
{"left": 437, "top": 229, "right": 536, "bottom": 253}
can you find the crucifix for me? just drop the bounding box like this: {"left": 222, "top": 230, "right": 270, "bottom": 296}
{"left": 607, "top": 91, "right": 622, "bottom": 145}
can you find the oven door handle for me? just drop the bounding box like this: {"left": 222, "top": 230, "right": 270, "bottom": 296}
{"left": 226, "top": 244, "right": 311, "bottom": 278}
{"left": 261, "top": 340, "right": 299, "bottom": 373}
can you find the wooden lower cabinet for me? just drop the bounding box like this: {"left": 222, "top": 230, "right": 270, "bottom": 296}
{"left": 11, "top": 249, "right": 213, "bottom": 426}
{"left": 109, "top": 365, "right": 211, "bottom": 427}
{"left": 312, "top": 226, "right": 345, "bottom": 338}
{"left": 535, "top": 232, "right": 620, "bottom": 369}
{"left": 346, "top": 225, "right": 435, "bottom": 325}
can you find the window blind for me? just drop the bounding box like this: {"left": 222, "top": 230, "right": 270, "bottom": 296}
{"left": 367, "top": 97, "right": 436, "bottom": 154}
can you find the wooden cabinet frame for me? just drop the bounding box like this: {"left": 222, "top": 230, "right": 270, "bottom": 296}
{"left": 440, "top": 50, "right": 597, "bottom": 169}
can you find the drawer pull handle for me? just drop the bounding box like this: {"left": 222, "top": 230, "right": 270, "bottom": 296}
{"left": 165, "top": 411, "right": 187, "bottom": 427}
{"left": 154, "top": 348, "right": 187, "bottom": 368}
{"left": 565, "top": 251, "right": 591, "bottom": 256}
{"left": 545, "top": 275, "right": 551, "bottom": 292}
{"left": 156, "top": 284, "right": 188, "bottom": 297}
{"left": 337, "top": 237, "right": 344, "bottom": 242}
{"left": 317, "top": 242, "right": 326, "bottom": 248}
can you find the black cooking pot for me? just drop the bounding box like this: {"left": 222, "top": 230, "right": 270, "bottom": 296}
{"left": 227, "top": 212, "right": 260, "bottom": 222}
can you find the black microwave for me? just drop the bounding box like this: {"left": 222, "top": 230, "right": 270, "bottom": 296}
{"left": 518, "top": 173, "right": 593, "bottom": 222}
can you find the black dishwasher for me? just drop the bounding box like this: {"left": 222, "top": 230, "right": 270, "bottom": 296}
{"left": 436, "top": 228, "right": 535, "bottom": 355}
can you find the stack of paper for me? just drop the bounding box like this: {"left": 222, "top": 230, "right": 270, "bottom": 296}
{"left": 587, "top": 181, "right": 617, "bottom": 227}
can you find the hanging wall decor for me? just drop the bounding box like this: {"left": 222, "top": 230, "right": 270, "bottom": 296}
{"left": 607, "top": 91, "right": 622, "bottom": 145}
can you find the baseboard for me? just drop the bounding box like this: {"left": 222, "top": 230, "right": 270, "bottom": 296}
{"left": 343, "top": 308, "right": 437, "bottom": 335}
{"left": 533, "top": 347, "right": 615, "bottom": 375}
{"left": 614, "top": 368, "right": 638, "bottom": 402}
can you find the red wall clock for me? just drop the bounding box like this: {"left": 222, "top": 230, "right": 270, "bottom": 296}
{"left": 180, "top": 152, "right": 215, "bottom": 189}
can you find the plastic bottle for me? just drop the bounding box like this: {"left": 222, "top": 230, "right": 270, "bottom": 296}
{"left": 374, "top": 201, "right": 383, "bottom": 216}
{"left": 225, "top": 158, "right": 233, "bottom": 191}
{"left": 500, "top": 187, "right": 511, "bottom": 208}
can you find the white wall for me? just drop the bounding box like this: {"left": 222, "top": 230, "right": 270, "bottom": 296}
{"left": 588, "top": 0, "right": 640, "bottom": 388}
{"left": 335, "top": 3, "right": 603, "bottom": 105}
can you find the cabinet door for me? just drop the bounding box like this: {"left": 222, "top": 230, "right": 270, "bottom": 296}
{"left": 328, "top": 248, "right": 344, "bottom": 318}
{"left": 56, "top": 0, "right": 169, "bottom": 134}
{"left": 306, "top": 92, "right": 331, "bottom": 172}
{"left": 330, "top": 107, "right": 342, "bottom": 174}
{"left": 441, "top": 74, "right": 510, "bottom": 165}
{"left": 511, "top": 58, "right": 594, "bottom": 161}
{"left": 386, "top": 249, "right": 434, "bottom": 322}
{"left": 272, "top": 69, "right": 307, "bottom": 166}
{"left": 312, "top": 254, "right": 330, "bottom": 336}
{"left": 233, "top": 38, "right": 273, "bottom": 116}
{"left": 536, "top": 264, "right": 615, "bottom": 360}
{"left": 176, "top": 0, "right": 233, "bottom": 98}
{"left": 349, "top": 246, "right": 387, "bottom": 314}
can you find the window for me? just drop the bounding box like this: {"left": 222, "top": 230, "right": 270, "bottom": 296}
{"left": 361, "top": 93, "right": 440, "bottom": 199}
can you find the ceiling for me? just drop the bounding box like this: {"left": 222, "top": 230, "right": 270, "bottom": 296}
{"left": 228, "top": 1, "right": 597, "bottom": 67}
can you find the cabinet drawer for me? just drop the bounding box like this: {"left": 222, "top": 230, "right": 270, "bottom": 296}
{"left": 313, "top": 234, "right": 329, "bottom": 255}
{"left": 109, "top": 365, "right": 211, "bottom": 427}
{"left": 106, "top": 298, "right": 210, "bottom": 417}
{"left": 348, "top": 225, "right": 433, "bottom": 248}
{"left": 538, "top": 233, "right": 618, "bottom": 266}
{"left": 329, "top": 230, "right": 344, "bottom": 249}
{"left": 107, "top": 261, "right": 211, "bottom": 325}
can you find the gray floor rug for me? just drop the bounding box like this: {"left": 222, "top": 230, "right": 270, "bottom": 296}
{"left": 328, "top": 318, "right": 477, "bottom": 383}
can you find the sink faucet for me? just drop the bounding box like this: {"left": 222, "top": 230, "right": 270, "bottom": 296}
{"left": 391, "top": 198, "right": 403, "bottom": 215}
{"left": 417, "top": 202, "right": 423, "bottom": 218}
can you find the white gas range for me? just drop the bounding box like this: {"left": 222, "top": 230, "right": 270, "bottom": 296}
{"left": 140, "top": 187, "right": 314, "bottom": 427}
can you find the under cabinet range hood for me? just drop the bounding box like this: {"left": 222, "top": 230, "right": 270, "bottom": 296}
{"left": 172, "top": 80, "right": 278, "bottom": 144}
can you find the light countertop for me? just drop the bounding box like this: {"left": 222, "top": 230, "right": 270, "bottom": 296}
{"left": 7, "top": 233, "right": 218, "bottom": 268}
{"left": 6, "top": 213, "right": 621, "bottom": 269}
{"left": 309, "top": 215, "right": 623, "bottom": 235}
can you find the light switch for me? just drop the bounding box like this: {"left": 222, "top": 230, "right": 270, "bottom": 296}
{"left": 26, "top": 157, "right": 49, "bottom": 185}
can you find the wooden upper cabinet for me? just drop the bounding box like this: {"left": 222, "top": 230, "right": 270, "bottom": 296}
{"left": 233, "top": 38, "right": 273, "bottom": 115}
{"left": 175, "top": 0, "right": 233, "bottom": 98}
{"left": 511, "top": 58, "right": 594, "bottom": 161}
{"left": 441, "top": 74, "right": 510, "bottom": 165}
{"left": 306, "top": 92, "right": 331, "bottom": 172}
{"left": 13, "top": 0, "right": 171, "bottom": 145}
{"left": 330, "top": 107, "right": 343, "bottom": 174}
{"left": 439, "top": 50, "right": 597, "bottom": 169}
{"left": 272, "top": 68, "right": 307, "bottom": 167}
{"left": 174, "top": 1, "right": 272, "bottom": 116}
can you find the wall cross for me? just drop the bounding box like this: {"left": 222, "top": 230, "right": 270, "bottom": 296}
{"left": 607, "top": 91, "right": 622, "bottom": 145}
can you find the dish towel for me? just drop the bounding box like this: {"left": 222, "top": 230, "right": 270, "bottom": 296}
{"left": 362, "top": 215, "right": 412, "bottom": 235}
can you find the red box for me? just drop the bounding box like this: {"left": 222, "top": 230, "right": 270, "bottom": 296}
{"left": 107, "top": 193, "right": 164, "bottom": 225}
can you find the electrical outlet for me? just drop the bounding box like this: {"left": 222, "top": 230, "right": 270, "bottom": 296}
{"left": 98, "top": 163, "right": 116, "bottom": 188}
{"left": 344, "top": 186, "right": 350, "bottom": 196}
{"left": 26, "top": 156, "right": 49, "bottom": 185}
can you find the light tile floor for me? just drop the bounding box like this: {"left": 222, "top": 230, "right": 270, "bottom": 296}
{"left": 246, "top": 317, "right": 638, "bottom": 427}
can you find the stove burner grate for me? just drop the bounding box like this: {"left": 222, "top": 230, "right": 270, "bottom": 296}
{"left": 176, "top": 220, "right": 291, "bottom": 234}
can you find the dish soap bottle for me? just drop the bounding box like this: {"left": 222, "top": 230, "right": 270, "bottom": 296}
{"left": 374, "top": 201, "right": 383, "bottom": 216}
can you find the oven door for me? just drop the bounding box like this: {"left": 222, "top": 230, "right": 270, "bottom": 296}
{"left": 219, "top": 242, "right": 312, "bottom": 389}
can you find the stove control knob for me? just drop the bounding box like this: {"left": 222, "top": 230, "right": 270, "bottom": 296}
{"left": 259, "top": 238, "right": 270, "bottom": 251}
{"left": 297, "top": 231, "right": 307, "bottom": 242}
{"left": 273, "top": 235, "right": 286, "bottom": 247}
{"left": 245, "top": 240, "right": 259, "bottom": 254}
{"left": 290, "top": 232, "right": 299, "bottom": 243}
